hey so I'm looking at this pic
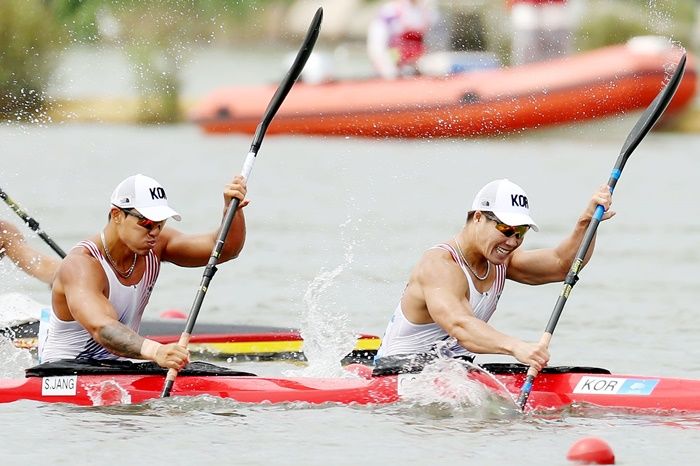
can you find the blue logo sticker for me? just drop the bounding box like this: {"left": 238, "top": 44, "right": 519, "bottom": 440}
{"left": 618, "top": 379, "right": 659, "bottom": 395}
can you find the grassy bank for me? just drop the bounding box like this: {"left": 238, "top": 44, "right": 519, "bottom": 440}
{"left": 46, "top": 95, "right": 700, "bottom": 135}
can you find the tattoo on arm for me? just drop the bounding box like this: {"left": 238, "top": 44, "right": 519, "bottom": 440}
{"left": 99, "top": 322, "right": 145, "bottom": 359}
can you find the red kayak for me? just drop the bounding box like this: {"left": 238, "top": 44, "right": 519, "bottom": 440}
{"left": 1, "top": 362, "right": 698, "bottom": 412}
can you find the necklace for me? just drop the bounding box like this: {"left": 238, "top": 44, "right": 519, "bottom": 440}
{"left": 100, "top": 230, "right": 137, "bottom": 279}
{"left": 453, "top": 236, "right": 490, "bottom": 281}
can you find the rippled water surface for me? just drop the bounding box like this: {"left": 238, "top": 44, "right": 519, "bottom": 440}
{"left": 1, "top": 121, "right": 700, "bottom": 464}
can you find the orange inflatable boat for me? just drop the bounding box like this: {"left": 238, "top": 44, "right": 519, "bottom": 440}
{"left": 191, "top": 39, "right": 696, "bottom": 138}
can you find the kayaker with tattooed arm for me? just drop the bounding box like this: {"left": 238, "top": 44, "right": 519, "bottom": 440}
{"left": 375, "top": 179, "right": 614, "bottom": 370}
{"left": 40, "top": 174, "right": 248, "bottom": 370}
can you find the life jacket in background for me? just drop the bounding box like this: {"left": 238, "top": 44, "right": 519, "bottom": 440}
{"left": 392, "top": 30, "right": 426, "bottom": 66}
{"left": 367, "top": 0, "right": 438, "bottom": 79}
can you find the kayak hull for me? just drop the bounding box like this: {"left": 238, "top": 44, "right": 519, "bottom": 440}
{"left": 491, "top": 371, "right": 700, "bottom": 412}
{"left": 3, "top": 366, "right": 699, "bottom": 412}
{"left": 0, "top": 372, "right": 399, "bottom": 406}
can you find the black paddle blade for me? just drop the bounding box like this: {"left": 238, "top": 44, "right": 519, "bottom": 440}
{"left": 251, "top": 7, "right": 323, "bottom": 152}
{"left": 161, "top": 8, "right": 324, "bottom": 399}
{"left": 516, "top": 51, "right": 687, "bottom": 411}
{"left": 618, "top": 53, "right": 686, "bottom": 164}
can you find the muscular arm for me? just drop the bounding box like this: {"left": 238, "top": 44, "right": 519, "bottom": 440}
{"left": 56, "top": 253, "right": 146, "bottom": 358}
{"left": 0, "top": 220, "right": 60, "bottom": 284}
{"left": 99, "top": 323, "right": 147, "bottom": 359}
{"left": 507, "top": 186, "right": 615, "bottom": 285}
{"left": 415, "top": 252, "right": 545, "bottom": 367}
{"left": 160, "top": 176, "right": 247, "bottom": 267}
{"left": 53, "top": 252, "right": 188, "bottom": 368}
{"left": 159, "top": 209, "right": 246, "bottom": 267}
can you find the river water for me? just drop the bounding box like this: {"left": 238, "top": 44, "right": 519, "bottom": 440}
{"left": 1, "top": 120, "right": 699, "bottom": 464}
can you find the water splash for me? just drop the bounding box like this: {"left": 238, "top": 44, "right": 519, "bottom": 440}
{"left": 428, "top": 339, "right": 518, "bottom": 407}
{"left": 0, "top": 336, "right": 34, "bottom": 378}
{"left": 646, "top": 1, "right": 671, "bottom": 33}
{"left": 456, "top": 359, "right": 519, "bottom": 407}
{"left": 397, "top": 358, "right": 519, "bottom": 417}
{"left": 286, "top": 217, "right": 359, "bottom": 378}
{"left": 0, "top": 293, "right": 43, "bottom": 377}
{"left": 85, "top": 380, "right": 132, "bottom": 406}
{"left": 0, "top": 292, "right": 44, "bottom": 326}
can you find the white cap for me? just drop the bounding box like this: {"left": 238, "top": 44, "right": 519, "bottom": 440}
{"left": 110, "top": 174, "right": 181, "bottom": 222}
{"left": 470, "top": 179, "right": 538, "bottom": 231}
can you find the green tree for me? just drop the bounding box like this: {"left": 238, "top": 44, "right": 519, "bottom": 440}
{"left": 0, "top": 1, "right": 64, "bottom": 121}
{"left": 61, "top": 0, "right": 286, "bottom": 123}
{"left": 1, "top": 0, "right": 290, "bottom": 124}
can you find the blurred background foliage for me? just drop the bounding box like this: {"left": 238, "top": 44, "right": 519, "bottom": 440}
{"left": 576, "top": 0, "right": 695, "bottom": 50}
{"left": 0, "top": 0, "right": 697, "bottom": 123}
{"left": 0, "top": 0, "right": 65, "bottom": 122}
{"left": 2, "top": 0, "right": 290, "bottom": 122}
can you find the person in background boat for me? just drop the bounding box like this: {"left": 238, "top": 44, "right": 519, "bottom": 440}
{"left": 507, "top": 0, "right": 574, "bottom": 65}
{"left": 376, "top": 179, "right": 614, "bottom": 370}
{"left": 0, "top": 219, "right": 59, "bottom": 285}
{"left": 367, "top": 0, "right": 439, "bottom": 79}
{"left": 40, "top": 173, "right": 248, "bottom": 370}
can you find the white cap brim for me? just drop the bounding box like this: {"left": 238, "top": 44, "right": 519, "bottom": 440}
{"left": 136, "top": 206, "right": 182, "bottom": 222}
{"left": 492, "top": 211, "right": 539, "bottom": 232}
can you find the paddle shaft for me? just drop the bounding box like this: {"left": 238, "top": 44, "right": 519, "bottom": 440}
{"left": 0, "top": 187, "right": 66, "bottom": 258}
{"left": 161, "top": 7, "right": 324, "bottom": 397}
{"left": 516, "top": 53, "right": 687, "bottom": 410}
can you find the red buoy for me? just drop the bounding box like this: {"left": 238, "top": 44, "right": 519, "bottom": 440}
{"left": 567, "top": 437, "right": 615, "bottom": 464}
{"left": 159, "top": 309, "right": 187, "bottom": 320}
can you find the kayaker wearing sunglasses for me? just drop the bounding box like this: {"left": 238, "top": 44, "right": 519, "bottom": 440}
{"left": 376, "top": 179, "right": 614, "bottom": 370}
{"left": 40, "top": 173, "right": 248, "bottom": 371}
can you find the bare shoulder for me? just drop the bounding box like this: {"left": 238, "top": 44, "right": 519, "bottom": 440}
{"left": 414, "top": 247, "right": 464, "bottom": 289}
{"left": 56, "top": 246, "right": 105, "bottom": 287}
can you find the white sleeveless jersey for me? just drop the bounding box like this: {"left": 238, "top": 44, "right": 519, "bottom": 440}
{"left": 376, "top": 243, "right": 506, "bottom": 359}
{"left": 39, "top": 240, "right": 160, "bottom": 362}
